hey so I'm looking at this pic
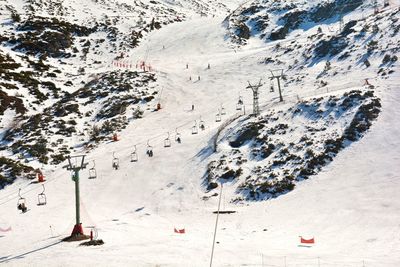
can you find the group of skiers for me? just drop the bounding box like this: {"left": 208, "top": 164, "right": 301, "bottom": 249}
{"left": 187, "top": 63, "right": 210, "bottom": 81}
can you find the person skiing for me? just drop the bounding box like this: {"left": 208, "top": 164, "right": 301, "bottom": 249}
{"left": 207, "top": 63, "right": 210, "bottom": 69}
{"left": 176, "top": 136, "right": 181, "bottom": 143}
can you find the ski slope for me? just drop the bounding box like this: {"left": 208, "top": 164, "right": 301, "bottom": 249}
{"left": 1, "top": 5, "right": 400, "bottom": 267}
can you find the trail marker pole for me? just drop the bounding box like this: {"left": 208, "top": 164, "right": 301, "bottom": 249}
{"left": 261, "top": 253, "right": 264, "bottom": 267}
{"left": 209, "top": 183, "right": 223, "bottom": 267}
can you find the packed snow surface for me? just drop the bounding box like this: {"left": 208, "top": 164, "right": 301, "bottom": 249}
{"left": 0, "top": 1, "right": 400, "bottom": 266}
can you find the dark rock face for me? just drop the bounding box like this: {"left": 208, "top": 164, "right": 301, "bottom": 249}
{"left": 0, "top": 91, "right": 27, "bottom": 115}
{"left": 227, "top": 0, "right": 364, "bottom": 43}
{"left": 314, "top": 36, "right": 349, "bottom": 58}
{"left": 234, "top": 22, "right": 250, "bottom": 40}
{"left": 204, "top": 91, "right": 381, "bottom": 201}
{"left": 11, "top": 17, "right": 95, "bottom": 57}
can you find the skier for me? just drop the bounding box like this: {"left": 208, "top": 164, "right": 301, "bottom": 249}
{"left": 186, "top": 63, "right": 188, "bottom": 69}
{"left": 176, "top": 136, "right": 181, "bottom": 143}
{"left": 207, "top": 63, "right": 210, "bottom": 69}
{"left": 191, "top": 104, "right": 194, "bottom": 111}
{"left": 198, "top": 75, "right": 200, "bottom": 81}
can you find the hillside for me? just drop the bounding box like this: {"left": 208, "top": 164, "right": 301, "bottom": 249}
{"left": 0, "top": 0, "right": 399, "bottom": 266}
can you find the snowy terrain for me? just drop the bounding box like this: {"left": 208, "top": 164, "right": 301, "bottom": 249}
{"left": 0, "top": 0, "right": 400, "bottom": 266}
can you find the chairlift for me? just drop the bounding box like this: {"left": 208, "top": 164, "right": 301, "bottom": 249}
{"left": 112, "top": 152, "right": 120, "bottom": 170}
{"left": 88, "top": 160, "right": 97, "bottom": 179}
{"left": 175, "top": 128, "right": 182, "bottom": 143}
{"left": 221, "top": 107, "right": 226, "bottom": 115}
{"left": 164, "top": 132, "right": 171, "bottom": 147}
{"left": 131, "top": 145, "right": 138, "bottom": 162}
{"left": 199, "top": 117, "right": 205, "bottom": 131}
{"left": 236, "top": 96, "right": 243, "bottom": 110}
{"left": 146, "top": 140, "right": 154, "bottom": 157}
{"left": 270, "top": 80, "right": 275, "bottom": 92}
{"left": 17, "top": 189, "right": 27, "bottom": 213}
{"left": 216, "top": 110, "right": 221, "bottom": 122}
{"left": 37, "top": 184, "right": 47, "bottom": 206}
{"left": 192, "top": 121, "right": 198, "bottom": 135}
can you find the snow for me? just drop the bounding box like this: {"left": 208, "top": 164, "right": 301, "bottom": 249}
{"left": 0, "top": 1, "right": 400, "bottom": 266}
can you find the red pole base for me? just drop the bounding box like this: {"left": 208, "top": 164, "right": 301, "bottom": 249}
{"left": 71, "top": 223, "right": 84, "bottom": 236}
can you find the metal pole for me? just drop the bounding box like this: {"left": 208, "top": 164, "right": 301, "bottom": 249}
{"left": 276, "top": 77, "right": 283, "bottom": 102}
{"left": 210, "top": 183, "right": 223, "bottom": 267}
{"left": 74, "top": 169, "right": 80, "bottom": 226}
{"left": 261, "top": 253, "right": 264, "bottom": 267}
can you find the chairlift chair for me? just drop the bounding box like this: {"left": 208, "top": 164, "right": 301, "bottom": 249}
{"left": 112, "top": 152, "right": 120, "bottom": 170}
{"left": 175, "top": 128, "right": 182, "bottom": 143}
{"left": 199, "top": 117, "right": 205, "bottom": 131}
{"left": 236, "top": 96, "right": 243, "bottom": 110}
{"left": 221, "top": 107, "right": 226, "bottom": 115}
{"left": 270, "top": 81, "right": 275, "bottom": 92}
{"left": 216, "top": 111, "right": 221, "bottom": 122}
{"left": 37, "top": 184, "right": 47, "bottom": 206}
{"left": 192, "top": 121, "right": 198, "bottom": 134}
{"left": 131, "top": 145, "right": 138, "bottom": 162}
{"left": 164, "top": 132, "right": 171, "bottom": 147}
{"left": 88, "top": 160, "right": 97, "bottom": 179}
{"left": 146, "top": 140, "right": 154, "bottom": 157}
{"left": 17, "top": 189, "right": 27, "bottom": 213}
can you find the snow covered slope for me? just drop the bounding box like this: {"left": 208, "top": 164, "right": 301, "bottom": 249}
{"left": 0, "top": 0, "right": 399, "bottom": 266}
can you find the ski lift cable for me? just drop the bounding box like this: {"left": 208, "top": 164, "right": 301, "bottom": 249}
{"left": 0, "top": 102, "right": 229, "bottom": 206}
{"left": 0, "top": 169, "right": 68, "bottom": 206}
{"left": 0, "top": 98, "right": 246, "bottom": 207}
{"left": 0, "top": 179, "right": 34, "bottom": 202}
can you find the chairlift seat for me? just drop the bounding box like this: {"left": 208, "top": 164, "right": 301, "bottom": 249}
{"left": 175, "top": 133, "right": 181, "bottom": 142}
{"left": 164, "top": 138, "right": 171, "bottom": 147}
{"left": 89, "top": 168, "right": 97, "bottom": 179}
{"left": 38, "top": 193, "right": 47, "bottom": 206}
{"left": 131, "top": 152, "right": 138, "bottom": 162}
{"left": 112, "top": 158, "right": 119, "bottom": 169}
{"left": 17, "top": 198, "right": 27, "bottom": 212}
